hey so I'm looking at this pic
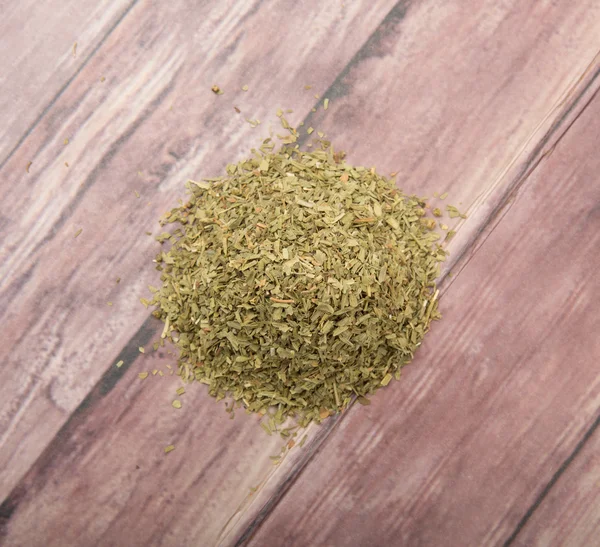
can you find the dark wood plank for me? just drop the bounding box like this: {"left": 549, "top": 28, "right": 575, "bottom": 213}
{"left": 0, "top": 0, "right": 134, "bottom": 164}
{"left": 0, "top": 0, "right": 399, "bottom": 502}
{"left": 511, "top": 420, "right": 600, "bottom": 546}
{"left": 1, "top": 1, "right": 600, "bottom": 545}
{"left": 246, "top": 87, "right": 600, "bottom": 546}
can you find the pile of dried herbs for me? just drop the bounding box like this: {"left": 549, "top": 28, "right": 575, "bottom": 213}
{"left": 148, "top": 131, "right": 446, "bottom": 429}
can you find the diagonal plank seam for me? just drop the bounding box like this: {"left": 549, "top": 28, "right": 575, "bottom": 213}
{"left": 503, "top": 405, "right": 600, "bottom": 546}
{"left": 498, "top": 78, "right": 600, "bottom": 547}
{"left": 232, "top": 55, "right": 600, "bottom": 546}
{"left": 0, "top": 0, "right": 141, "bottom": 170}
{"left": 1, "top": 4, "right": 598, "bottom": 545}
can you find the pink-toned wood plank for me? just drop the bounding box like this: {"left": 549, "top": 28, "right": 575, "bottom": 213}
{"left": 511, "top": 422, "right": 600, "bottom": 545}
{"left": 0, "top": 0, "right": 399, "bottom": 503}
{"left": 0, "top": 0, "right": 134, "bottom": 164}
{"left": 1, "top": 1, "right": 600, "bottom": 546}
{"left": 246, "top": 88, "right": 600, "bottom": 546}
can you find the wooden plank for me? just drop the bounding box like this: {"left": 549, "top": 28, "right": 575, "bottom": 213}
{"left": 0, "top": 0, "right": 399, "bottom": 502}
{"left": 226, "top": 4, "right": 600, "bottom": 543}
{"left": 246, "top": 88, "right": 600, "bottom": 546}
{"left": 1, "top": 1, "right": 600, "bottom": 546}
{"left": 510, "top": 420, "right": 600, "bottom": 546}
{"left": 0, "top": 0, "right": 135, "bottom": 164}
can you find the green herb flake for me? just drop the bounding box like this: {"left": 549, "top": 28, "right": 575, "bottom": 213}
{"left": 138, "top": 372, "right": 149, "bottom": 380}
{"left": 439, "top": 192, "right": 449, "bottom": 200}
{"left": 172, "top": 399, "right": 182, "bottom": 409}
{"left": 176, "top": 387, "right": 185, "bottom": 396}
{"left": 74, "top": 228, "right": 82, "bottom": 238}
{"left": 115, "top": 360, "right": 124, "bottom": 368}
{"left": 164, "top": 444, "right": 175, "bottom": 454}
{"left": 381, "top": 373, "right": 393, "bottom": 386}
{"left": 432, "top": 208, "right": 442, "bottom": 217}
{"left": 324, "top": 98, "right": 329, "bottom": 110}
{"left": 307, "top": 127, "right": 314, "bottom": 134}
{"left": 446, "top": 205, "right": 467, "bottom": 219}
{"left": 242, "top": 85, "right": 249, "bottom": 91}
{"left": 139, "top": 346, "right": 145, "bottom": 353}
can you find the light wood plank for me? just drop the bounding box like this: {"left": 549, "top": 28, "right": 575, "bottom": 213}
{"left": 0, "top": 0, "right": 134, "bottom": 164}
{"left": 1, "top": 0, "right": 600, "bottom": 545}
{"left": 246, "top": 87, "right": 600, "bottom": 546}
{"left": 0, "top": 0, "right": 399, "bottom": 502}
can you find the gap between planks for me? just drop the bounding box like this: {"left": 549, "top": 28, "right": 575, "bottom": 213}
{"left": 230, "top": 51, "right": 600, "bottom": 547}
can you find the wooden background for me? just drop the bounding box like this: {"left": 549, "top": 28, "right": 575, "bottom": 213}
{"left": 1, "top": 1, "right": 599, "bottom": 545}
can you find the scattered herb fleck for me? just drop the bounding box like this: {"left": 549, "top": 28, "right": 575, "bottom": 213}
{"left": 138, "top": 372, "right": 149, "bottom": 380}
{"left": 242, "top": 85, "right": 249, "bottom": 91}
{"left": 172, "top": 399, "right": 182, "bottom": 409}
{"left": 74, "top": 228, "right": 82, "bottom": 238}
{"left": 439, "top": 192, "right": 449, "bottom": 200}
{"left": 446, "top": 205, "right": 467, "bottom": 219}
{"left": 164, "top": 444, "right": 175, "bottom": 454}
{"left": 116, "top": 360, "right": 124, "bottom": 368}
{"left": 26, "top": 161, "right": 32, "bottom": 173}
{"left": 211, "top": 85, "right": 223, "bottom": 95}
{"left": 139, "top": 346, "right": 145, "bottom": 353}
{"left": 324, "top": 98, "right": 329, "bottom": 110}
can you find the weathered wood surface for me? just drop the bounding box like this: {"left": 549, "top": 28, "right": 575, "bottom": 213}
{"left": 0, "top": 0, "right": 135, "bottom": 165}
{"left": 247, "top": 87, "right": 600, "bottom": 546}
{"left": 0, "top": 0, "right": 400, "bottom": 511}
{"left": 511, "top": 420, "right": 600, "bottom": 545}
{"left": 1, "top": 0, "right": 600, "bottom": 545}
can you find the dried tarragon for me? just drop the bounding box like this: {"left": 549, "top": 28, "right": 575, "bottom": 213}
{"left": 148, "top": 132, "right": 447, "bottom": 429}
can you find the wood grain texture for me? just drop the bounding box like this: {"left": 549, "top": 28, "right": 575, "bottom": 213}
{"left": 0, "top": 0, "right": 135, "bottom": 165}
{"left": 0, "top": 0, "right": 399, "bottom": 505}
{"left": 247, "top": 88, "right": 600, "bottom": 546}
{"left": 1, "top": 0, "right": 600, "bottom": 546}
{"left": 511, "top": 420, "right": 600, "bottom": 544}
